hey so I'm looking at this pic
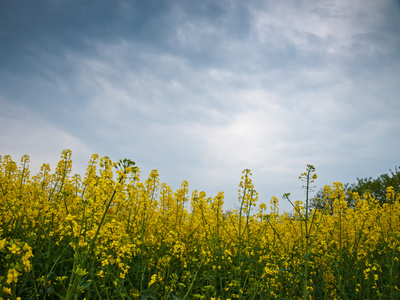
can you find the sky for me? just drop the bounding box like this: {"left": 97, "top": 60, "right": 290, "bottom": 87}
{"left": 1, "top": 0, "right": 400, "bottom": 212}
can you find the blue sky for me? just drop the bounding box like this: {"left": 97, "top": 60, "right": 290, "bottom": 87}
{"left": 1, "top": 0, "right": 400, "bottom": 212}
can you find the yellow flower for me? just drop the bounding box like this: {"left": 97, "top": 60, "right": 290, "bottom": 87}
{"left": 6, "top": 268, "right": 19, "bottom": 284}
{"left": 97, "top": 270, "right": 105, "bottom": 278}
{"left": 2, "top": 287, "right": 11, "bottom": 295}
{"left": 0, "top": 238, "right": 6, "bottom": 251}
{"left": 8, "top": 243, "right": 21, "bottom": 254}
{"left": 101, "top": 259, "right": 109, "bottom": 266}
{"left": 149, "top": 274, "right": 157, "bottom": 287}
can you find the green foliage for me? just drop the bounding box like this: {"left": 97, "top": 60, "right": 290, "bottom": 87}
{"left": 311, "top": 165, "right": 400, "bottom": 211}
{"left": 348, "top": 166, "right": 400, "bottom": 204}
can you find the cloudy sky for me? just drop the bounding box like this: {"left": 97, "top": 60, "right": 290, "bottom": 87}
{"left": 1, "top": 0, "right": 400, "bottom": 212}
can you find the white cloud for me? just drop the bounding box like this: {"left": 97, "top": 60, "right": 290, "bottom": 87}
{"left": 1, "top": 0, "right": 399, "bottom": 213}
{"left": 0, "top": 97, "right": 93, "bottom": 176}
{"left": 251, "top": 0, "right": 386, "bottom": 55}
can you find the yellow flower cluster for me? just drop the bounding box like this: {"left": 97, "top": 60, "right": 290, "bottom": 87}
{"left": 1, "top": 151, "right": 400, "bottom": 299}
{"left": 0, "top": 236, "right": 33, "bottom": 299}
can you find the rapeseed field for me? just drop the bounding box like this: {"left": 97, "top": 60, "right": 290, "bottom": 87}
{"left": 1, "top": 150, "right": 399, "bottom": 299}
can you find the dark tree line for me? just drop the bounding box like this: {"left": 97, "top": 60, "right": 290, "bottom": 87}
{"left": 311, "top": 165, "right": 400, "bottom": 211}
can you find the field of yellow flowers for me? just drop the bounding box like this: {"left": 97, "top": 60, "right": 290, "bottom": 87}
{"left": 1, "top": 150, "right": 400, "bottom": 299}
